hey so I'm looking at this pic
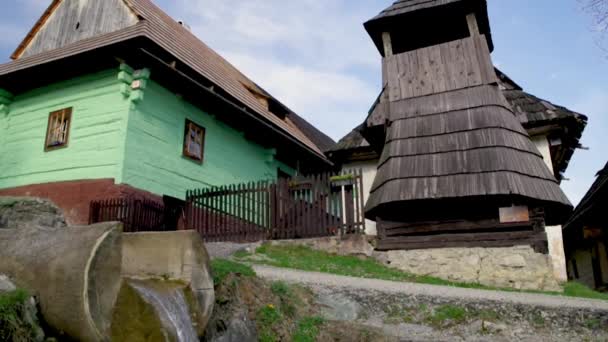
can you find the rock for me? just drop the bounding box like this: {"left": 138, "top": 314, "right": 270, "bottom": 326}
{"left": 210, "top": 311, "right": 258, "bottom": 342}
{"left": 471, "top": 320, "right": 507, "bottom": 334}
{"left": 0, "top": 274, "right": 16, "bottom": 292}
{"left": 269, "top": 235, "right": 376, "bottom": 257}
{"left": 337, "top": 234, "right": 375, "bottom": 257}
{"left": 0, "top": 274, "right": 45, "bottom": 342}
{"left": 316, "top": 291, "right": 361, "bottom": 321}
{"left": 499, "top": 255, "right": 527, "bottom": 268}
{"left": 0, "top": 197, "right": 67, "bottom": 229}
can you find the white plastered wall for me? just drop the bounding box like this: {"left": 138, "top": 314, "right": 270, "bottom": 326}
{"left": 531, "top": 135, "right": 568, "bottom": 283}
{"left": 343, "top": 160, "right": 379, "bottom": 235}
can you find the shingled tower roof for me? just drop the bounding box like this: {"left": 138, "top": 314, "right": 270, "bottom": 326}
{"left": 365, "top": 0, "right": 493, "bottom": 56}
{"left": 363, "top": 0, "right": 571, "bottom": 226}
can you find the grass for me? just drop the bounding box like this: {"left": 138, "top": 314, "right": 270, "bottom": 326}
{"left": 257, "top": 304, "right": 282, "bottom": 342}
{"left": 293, "top": 316, "right": 325, "bottom": 342}
{"left": 238, "top": 244, "right": 608, "bottom": 301}
{"left": 0, "top": 289, "right": 38, "bottom": 341}
{"left": 210, "top": 259, "right": 256, "bottom": 285}
{"left": 426, "top": 305, "right": 468, "bottom": 327}
{"left": 270, "top": 281, "right": 299, "bottom": 318}
{"left": 233, "top": 249, "right": 251, "bottom": 259}
{"left": 563, "top": 282, "right": 608, "bottom": 301}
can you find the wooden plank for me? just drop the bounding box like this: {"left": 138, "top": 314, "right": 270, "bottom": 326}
{"left": 382, "top": 32, "right": 393, "bottom": 57}
{"left": 357, "top": 170, "right": 366, "bottom": 234}
{"left": 416, "top": 47, "right": 433, "bottom": 96}
{"left": 376, "top": 235, "right": 547, "bottom": 251}
{"left": 499, "top": 206, "right": 530, "bottom": 224}
{"left": 386, "top": 56, "right": 401, "bottom": 102}
{"left": 398, "top": 52, "right": 413, "bottom": 99}
{"left": 381, "top": 231, "right": 540, "bottom": 244}
{"left": 462, "top": 37, "right": 482, "bottom": 87}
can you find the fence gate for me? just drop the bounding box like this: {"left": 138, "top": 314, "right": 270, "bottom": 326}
{"left": 186, "top": 170, "right": 365, "bottom": 242}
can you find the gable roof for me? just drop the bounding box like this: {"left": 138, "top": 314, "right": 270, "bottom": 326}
{"left": 495, "top": 68, "right": 588, "bottom": 179}
{"left": 565, "top": 162, "right": 608, "bottom": 231}
{"left": 4, "top": 0, "right": 333, "bottom": 160}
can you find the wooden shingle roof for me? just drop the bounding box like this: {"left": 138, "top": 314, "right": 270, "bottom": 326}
{"left": 565, "top": 162, "right": 608, "bottom": 231}
{"left": 369, "top": 0, "right": 464, "bottom": 22}
{"left": 363, "top": 35, "right": 572, "bottom": 224}
{"left": 364, "top": 0, "right": 493, "bottom": 55}
{"left": 333, "top": 68, "right": 587, "bottom": 181}
{"left": 2, "top": 0, "right": 333, "bottom": 160}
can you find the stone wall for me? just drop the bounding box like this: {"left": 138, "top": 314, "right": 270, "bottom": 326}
{"left": 382, "top": 246, "right": 561, "bottom": 291}
{"left": 0, "top": 179, "right": 162, "bottom": 225}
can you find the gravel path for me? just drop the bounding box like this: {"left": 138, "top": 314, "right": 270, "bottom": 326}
{"left": 252, "top": 265, "right": 608, "bottom": 311}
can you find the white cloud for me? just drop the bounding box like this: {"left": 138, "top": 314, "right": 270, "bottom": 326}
{"left": 223, "top": 52, "right": 376, "bottom": 139}
{"left": 169, "top": 0, "right": 383, "bottom": 140}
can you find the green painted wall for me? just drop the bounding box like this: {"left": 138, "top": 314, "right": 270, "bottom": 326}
{"left": 122, "top": 79, "right": 293, "bottom": 199}
{"left": 0, "top": 67, "right": 295, "bottom": 199}
{"left": 0, "top": 69, "right": 130, "bottom": 189}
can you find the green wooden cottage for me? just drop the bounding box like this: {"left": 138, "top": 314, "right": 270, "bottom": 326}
{"left": 0, "top": 0, "right": 334, "bottom": 225}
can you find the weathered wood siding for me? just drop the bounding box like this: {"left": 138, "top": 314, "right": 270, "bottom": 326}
{"left": 121, "top": 80, "right": 294, "bottom": 200}
{"left": 367, "top": 33, "right": 571, "bottom": 225}
{"left": 20, "top": 0, "right": 138, "bottom": 58}
{"left": 0, "top": 69, "right": 130, "bottom": 189}
{"left": 385, "top": 35, "right": 496, "bottom": 101}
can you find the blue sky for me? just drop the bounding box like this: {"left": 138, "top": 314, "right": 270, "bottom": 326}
{"left": 0, "top": 0, "right": 606, "bottom": 205}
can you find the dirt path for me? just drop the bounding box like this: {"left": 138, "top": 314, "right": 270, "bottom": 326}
{"left": 252, "top": 265, "right": 608, "bottom": 311}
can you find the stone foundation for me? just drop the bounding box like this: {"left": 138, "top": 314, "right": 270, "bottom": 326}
{"left": 268, "top": 234, "right": 376, "bottom": 257}
{"left": 382, "top": 246, "right": 561, "bottom": 291}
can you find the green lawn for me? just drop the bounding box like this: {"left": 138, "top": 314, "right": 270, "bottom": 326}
{"left": 235, "top": 244, "right": 608, "bottom": 301}
{"left": 210, "top": 258, "right": 256, "bottom": 285}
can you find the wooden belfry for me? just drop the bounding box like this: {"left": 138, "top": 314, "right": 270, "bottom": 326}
{"left": 362, "top": 0, "right": 572, "bottom": 251}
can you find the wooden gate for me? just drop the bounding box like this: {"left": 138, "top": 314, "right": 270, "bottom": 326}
{"left": 185, "top": 170, "right": 365, "bottom": 242}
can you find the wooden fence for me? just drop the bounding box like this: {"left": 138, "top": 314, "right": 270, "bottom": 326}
{"left": 186, "top": 170, "right": 365, "bottom": 242}
{"left": 89, "top": 198, "right": 169, "bottom": 233}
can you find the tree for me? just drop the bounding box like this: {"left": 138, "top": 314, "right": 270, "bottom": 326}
{"left": 580, "top": 0, "right": 608, "bottom": 53}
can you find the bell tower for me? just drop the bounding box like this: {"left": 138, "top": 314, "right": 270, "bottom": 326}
{"left": 361, "top": 0, "right": 572, "bottom": 252}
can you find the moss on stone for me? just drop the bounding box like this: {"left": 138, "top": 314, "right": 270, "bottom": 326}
{"left": 110, "top": 282, "right": 168, "bottom": 342}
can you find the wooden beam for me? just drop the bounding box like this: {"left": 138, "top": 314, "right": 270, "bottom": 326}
{"left": 466, "top": 13, "right": 479, "bottom": 36}
{"left": 382, "top": 220, "right": 534, "bottom": 237}
{"left": 376, "top": 231, "right": 548, "bottom": 251}
{"left": 382, "top": 32, "right": 393, "bottom": 57}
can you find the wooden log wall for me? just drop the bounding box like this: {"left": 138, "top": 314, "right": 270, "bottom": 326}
{"left": 376, "top": 207, "right": 549, "bottom": 253}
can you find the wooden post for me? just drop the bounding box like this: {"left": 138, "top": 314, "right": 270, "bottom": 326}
{"left": 382, "top": 32, "right": 393, "bottom": 57}
{"left": 466, "top": 13, "right": 479, "bottom": 36}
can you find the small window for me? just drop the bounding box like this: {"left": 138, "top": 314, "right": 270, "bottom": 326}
{"left": 45, "top": 108, "right": 72, "bottom": 151}
{"left": 183, "top": 119, "right": 205, "bottom": 163}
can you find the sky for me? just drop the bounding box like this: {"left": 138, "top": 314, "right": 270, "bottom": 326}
{"left": 0, "top": 0, "right": 606, "bottom": 205}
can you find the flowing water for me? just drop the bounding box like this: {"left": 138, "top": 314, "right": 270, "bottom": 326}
{"left": 130, "top": 281, "right": 199, "bottom": 342}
